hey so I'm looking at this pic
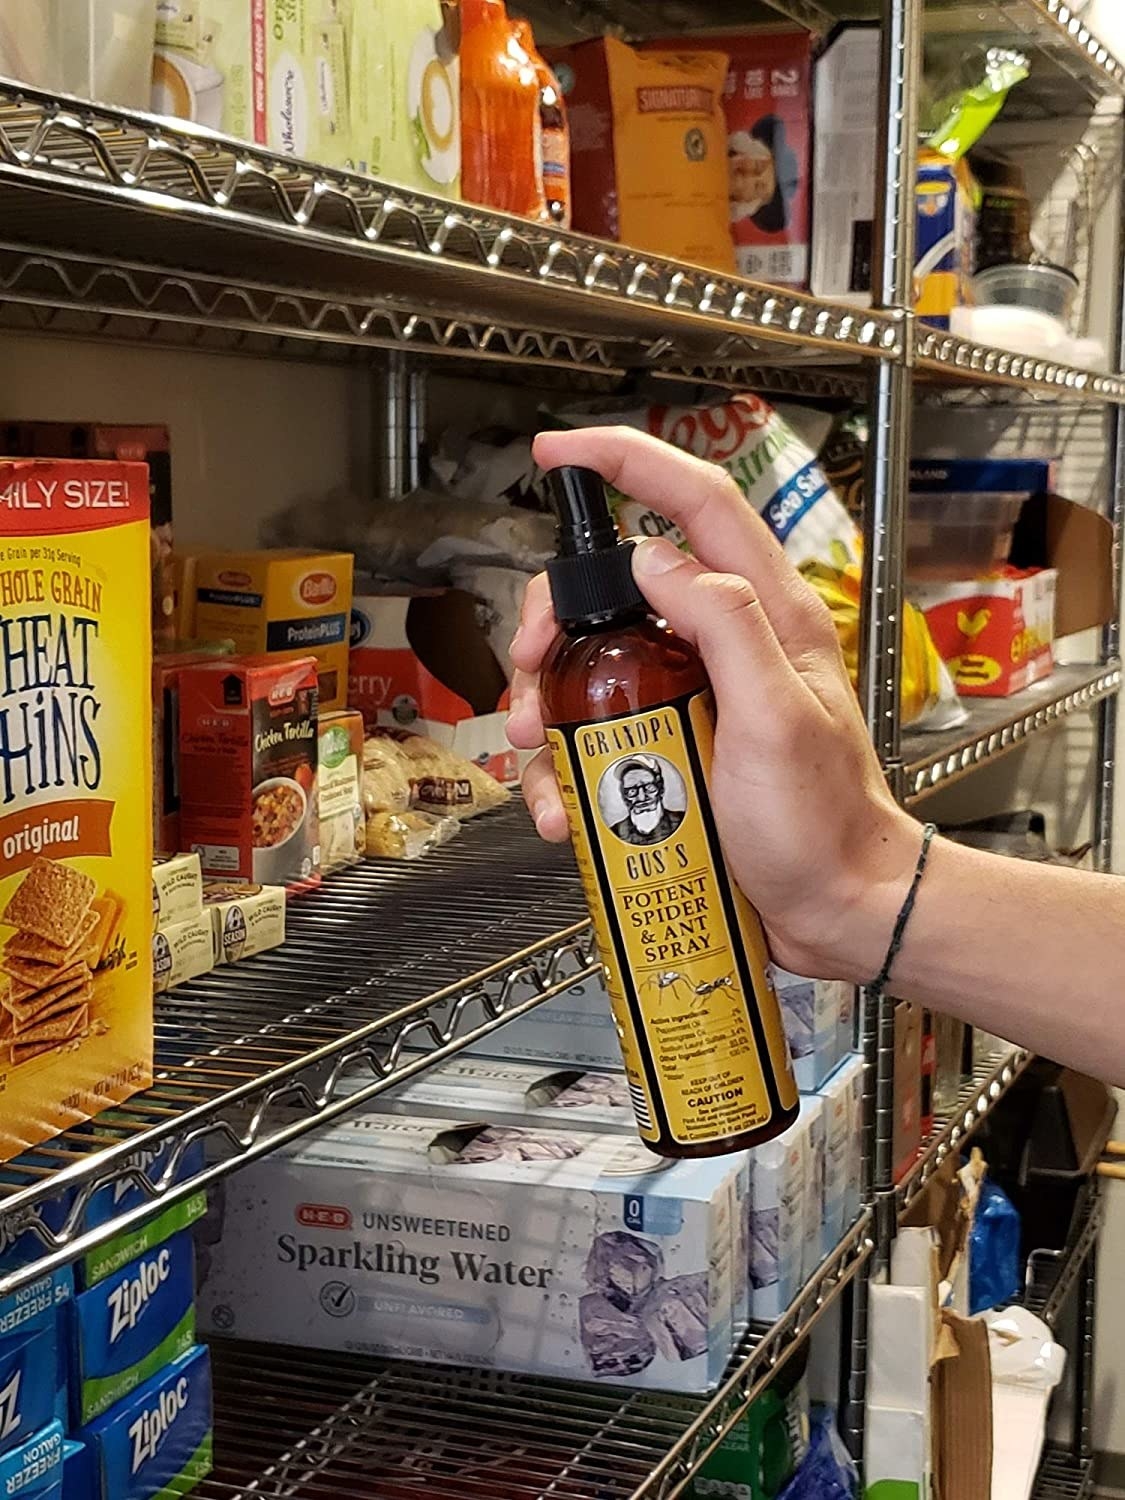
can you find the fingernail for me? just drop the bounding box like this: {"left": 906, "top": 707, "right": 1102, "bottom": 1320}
{"left": 632, "top": 537, "right": 683, "bottom": 575}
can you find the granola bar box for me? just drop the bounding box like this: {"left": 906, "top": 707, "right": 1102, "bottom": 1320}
{"left": 197, "top": 1113, "right": 742, "bottom": 1392}
{"left": 177, "top": 655, "right": 320, "bottom": 892}
{"left": 0, "top": 459, "right": 153, "bottom": 1161}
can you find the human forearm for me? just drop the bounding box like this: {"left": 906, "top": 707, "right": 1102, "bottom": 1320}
{"left": 840, "top": 831, "right": 1125, "bottom": 1085}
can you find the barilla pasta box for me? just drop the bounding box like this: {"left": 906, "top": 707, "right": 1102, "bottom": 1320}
{"left": 914, "top": 150, "right": 977, "bottom": 330}
{"left": 178, "top": 655, "right": 320, "bottom": 892}
{"left": 0, "top": 1420, "right": 63, "bottom": 1500}
{"left": 0, "top": 459, "right": 153, "bottom": 1162}
{"left": 185, "top": 549, "right": 353, "bottom": 710}
{"left": 79, "top": 1345, "right": 212, "bottom": 1500}
{"left": 198, "top": 1114, "right": 744, "bottom": 1393}
{"left": 68, "top": 1229, "right": 195, "bottom": 1424}
{"left": 350, "top": 589, "right": 515, "bottom": 782}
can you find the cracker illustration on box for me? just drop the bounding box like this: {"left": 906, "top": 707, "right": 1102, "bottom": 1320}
{"left": 0, "top": 458, "right": 153, "bottom": 1160}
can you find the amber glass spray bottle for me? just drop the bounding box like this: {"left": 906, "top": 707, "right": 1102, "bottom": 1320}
{"left": 540, "top": 466, "right": 799, "bottom": 1158}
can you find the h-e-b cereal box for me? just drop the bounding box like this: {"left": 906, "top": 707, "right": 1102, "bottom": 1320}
{"left": 0, "top": 460, "right": 153, "bottom": 1161}
{"left": 177, "top": 656, "right": 320, "bottom": 892}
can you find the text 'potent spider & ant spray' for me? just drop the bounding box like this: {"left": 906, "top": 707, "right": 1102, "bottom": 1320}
{"left": 540, "top": 466, "right": 799, "bottom": 1158}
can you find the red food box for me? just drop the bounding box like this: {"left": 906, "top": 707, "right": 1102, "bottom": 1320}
{"left": 914, "top": 569, "right": 1057, "bottom": 697}
{"left": 153, "top": 650, "right": 232, "bottom": 855}
{"left": 178, "top": 655, "right": 321, "bottom": 892}
{"left": 712, "top": 30, "right": 814, "bottom": 288}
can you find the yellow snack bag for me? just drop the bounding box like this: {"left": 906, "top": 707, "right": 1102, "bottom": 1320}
{"left": 801, "top": 558, "right": 948, "bottom": 727}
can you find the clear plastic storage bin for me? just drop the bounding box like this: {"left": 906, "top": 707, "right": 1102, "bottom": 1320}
{"left": 907, "top": 458, "right": 1049, "bottom": 580}
{"left": 0, "top": 1, "right": 157, "bottom": 109}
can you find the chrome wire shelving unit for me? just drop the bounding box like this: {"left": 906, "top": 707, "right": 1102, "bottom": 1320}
{"left": 0, "top": 0, "right": 1119, "bottom": 1495}
{"left": 197, "top": 1213, "right": 873, "bottom": 1500}
{"left": 0, "top": 810, "right": 596, "bottom": 1294}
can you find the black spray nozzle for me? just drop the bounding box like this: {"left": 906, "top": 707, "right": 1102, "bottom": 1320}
{"left": 543, "top": 464, "right": 646, "bottom": 625}
{"left": 545, "top": 466, "right": 619, "bottom": 556}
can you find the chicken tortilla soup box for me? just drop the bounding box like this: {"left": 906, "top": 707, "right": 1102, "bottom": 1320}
{"left": 349, "top": 588, "right": 516, "bottom": 783}
{"left": 177, "top": 656, "right": 320, "bottom": 893}
{"left": 0, "top": 459, "right": 153, "bottom": 1161}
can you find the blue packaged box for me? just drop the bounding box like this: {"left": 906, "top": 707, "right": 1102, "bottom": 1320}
{"left": 62, "top": 1439, "right": 93, "bottom": 1500}
{"left": 0, "top": 1420, "right": 64, "bottom": 1499}
{"left": 69, "top": 1230, "right": 195, "bottom": 1424}
{"left": 0, "top": 1137, "right": 206, "bottom": 1283}
{"left": 80, "top": 1346, "right": 212, "bottom": 1500}
{"left": 0, "top": 1323, "right": 58, "bottom": 1461}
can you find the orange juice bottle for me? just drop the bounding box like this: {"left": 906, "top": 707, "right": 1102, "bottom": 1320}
{"left": 460, "top": 0, "right": 545, "bottom": 219}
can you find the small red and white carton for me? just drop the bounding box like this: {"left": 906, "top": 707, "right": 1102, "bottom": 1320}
{"left": 913, "top": 568, "right": 1057, "bottom": 698}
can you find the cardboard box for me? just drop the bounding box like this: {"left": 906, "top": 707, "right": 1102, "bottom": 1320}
{"left": 68, "top": 1229, "right": 195, "bottom": 1424}
{"left": 62, "top": 1437, "right": 92, "bottom": 1500}
{"left": 79, "top": 1344, "right": 212, "bottom": 1500}
{"left": 811, "top": 25, "right": 976, "bottom": 326}
{"left": 914, "top": 568, "right": 1057, "bottom": 696}
{"left": 152, "top": 648, "right": 234, "bottom": 854}
{"left": 317, "top": 708, "right": 364, "bottom": 871}
{"left": 932, "top": 1311, "right": 992, "bottom": 1500}
{"left": 0, "top": 459, "right": 153, "bottom": 1162}
{"left": 350, "top": 588, "right": 515, "bottom": 782}
{"left": 152, "top": 913, "right": 213, "bottom": 994}
{"left": 151, "top": 852, "right": 202, "bottom": 933}
{"left": 864, "top": 1406, "right": 928, "bottom": 1499}
{"left": 0, "top": 422, "right": 175, "bottom": 649}
{"left": 893, "top": 1002, "right": 922, "bottom": 1185}
{"left": 178, "top": 654, "right": 321, "bottom": 891}
{"left": 349, "top": 1054, "right": 637, "bottom": 1133}
{"left": 816, "top": 1064, "right": 851, "bottom": 1257}
{"left": 203, "top": 881, "right": 286, "bottom": 964}
{"left": 774, "top": 967, "right": 847, "bottom": 1092}
{"left": 0, "top": 1421, "right": 64, "bottom": 1500}
{"left": 833, "top": 1053, "right": 865, "bottom": 1229}
{"left": 0, "top": 1269, "right": 70, "bottom": 1462}
{"left": 748, "top": 1115, "right": 806, "bottom": 1321}
{"left": 411, "top": 973, "right": 623, "bottom": 1070}
{"left": 914, "top": 149, "right": 977, "bottom": 330}
{"left": 712, "top": 30, "right": 814, "bottom": 287}
{"left": 186, "top": 549, "right": 353, "bottom": 710}
{"left": 199, "top": 1113, "right": 743, "bottom": 1392}
{"left": 801, "top": 1095, "right": 825, "bottom": 1282}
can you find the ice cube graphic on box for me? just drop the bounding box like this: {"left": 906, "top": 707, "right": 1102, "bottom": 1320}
{"left": 198, "top": 1114, "right": 742, "bottom": 1391}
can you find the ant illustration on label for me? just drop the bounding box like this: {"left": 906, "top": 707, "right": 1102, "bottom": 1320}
{"left": 643, "top": 969, "right": 738, "bottom": 1011}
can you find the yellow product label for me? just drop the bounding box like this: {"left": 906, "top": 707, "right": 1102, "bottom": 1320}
{"left": 547, "top": 690, "right": 797, "bottom": 1148}
{"left": 189, "top": 548, "right": 354, "bottom": 710}
{"left": 0, "top": 459, "right": 154, "bottom": 1161}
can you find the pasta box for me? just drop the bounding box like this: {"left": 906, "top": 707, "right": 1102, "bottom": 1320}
{"left": 177, "top": 655, "right": 320, "bottom": 892}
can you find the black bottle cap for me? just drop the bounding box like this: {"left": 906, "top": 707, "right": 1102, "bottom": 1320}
{"left": 544, "top": 466, "right": 647, "bottom": 625}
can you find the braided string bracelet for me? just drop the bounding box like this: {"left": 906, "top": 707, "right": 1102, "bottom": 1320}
{"left": 868, "top": 822, "right": 937, "bottom": 996}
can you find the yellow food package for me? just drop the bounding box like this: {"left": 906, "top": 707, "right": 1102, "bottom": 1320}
{"left": 550, "top": 36, "right": 735, "bottom": 273}
{"left": 185, "top": 548, "right": 354, "bottom": 710}
{"left": 802, "top": 558, "right": 949, "bottom": 726}
{"left": 0, "top": 459, "right": 153, "bottom": 1160}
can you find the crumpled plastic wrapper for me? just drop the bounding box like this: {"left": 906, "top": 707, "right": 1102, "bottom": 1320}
{"left": 262, "top": 485, "right": 552, "bottom": 587}
{"left": 456, "top": 1127, "right": 584, "bottom": 1164}
{"left": 585, "top": 1231, "right": 663, "bottom": 1313}
{"left": 552, "top": 1073, "right": 632, "bottom": 1109}
{"left": 643, "top": 1274, "right": 710, "bottom": 1361}
{"left": 578, "top": 1293, "right": 656, "bottom": 1378}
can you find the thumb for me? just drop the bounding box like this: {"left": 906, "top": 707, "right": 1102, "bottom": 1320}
{"left": 632, "top": 537, "right": 799, "bottom": 711}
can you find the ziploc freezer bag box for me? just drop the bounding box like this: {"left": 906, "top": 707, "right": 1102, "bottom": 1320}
{"left": 198, "top": 1113, "right": 743, "bottom": 1392}
{"left": 801, "top": 1096, "right": 825, "bottom": 1283}
{"left": 343, "top": 1054, "right": 638, "bottom": 1133}
{"left": 773, "top": 968, "right": 849, "bottom": 1093}
{"left": 0, "top": 1135, "right": 205, "bottom": 1279}
{"left": 68, "top": 1230, "right": 195, "bottom": 1425}
{"left": 79, "top": 1345, "right": 212, "bottom": 1500}
{"left": 0, "top": 1269, "right": 71, "bottom": 1460}
{"left": 0, "top": 1419, "right": 63, "bottom": 1500}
